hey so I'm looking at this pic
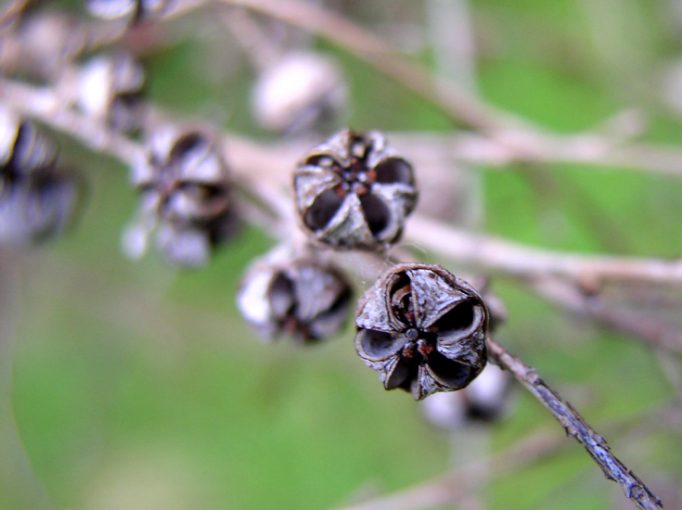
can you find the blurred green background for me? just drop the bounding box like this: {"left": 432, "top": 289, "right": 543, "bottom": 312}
{"left": 1, "top": 0, "right": 682, "bottom": 509}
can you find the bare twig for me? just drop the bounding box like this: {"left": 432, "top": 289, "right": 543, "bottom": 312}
{"left": 0, "top": 76, "right": 670, "bottom": 508}
{"left": 343, "top": 402, "right": 679, "bottom": 510}
{"left": 0, "top": 79, "right": 143, "bottom": 165}
{"left": 5, "top": 77, "right": 682, "bottom": 353}
{"left": 404, "top": 215, "right": 682, "bottom": 286}
{"left": 342, "top": 431, "right": 563, "bottom": 510}
{"left": 217, "top": 0, "right": 514, "bottom": 133}
{"left": 486, "top": 337, "right": 662, "bottom": 510}
{"left": 7, "top": 5, "right": 682, "bottom": 179}
{"left": 389, "top": 131, "right": 682, "bottom": 178}
{"left": 215, "top": 0, "right": 682, "bottom": 180}
{"left": 6, "top": 78, "right": 682, "bottom": 288}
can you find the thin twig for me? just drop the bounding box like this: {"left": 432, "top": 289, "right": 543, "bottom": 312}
{"left": 389, "top": 131, "right": 682, "bottom": 178}
{"left": 486, "top": 337, "right": 662, "bottom": 510}
{"left": 405, "top": 214, "right": 682, "bottom": 286}
{"left": 6, "top": 77, "right": 682, "bottom": 290}
{"left": 343, "top": 402, "right": 678, "bottom": 510}
{"left": 217, "top": 0, "right": 514, "bottom": 133}
{"left": 7, "top": 6, "right": 682, "bottom": 179}
{"left": 215, "top": 0, "right": 682, "bottom": 181}
{"left": 342, "top": 431, "right": 563, "bottom": 510}
{"left": 4, "top": 77, "right": 682, "bottom": 353}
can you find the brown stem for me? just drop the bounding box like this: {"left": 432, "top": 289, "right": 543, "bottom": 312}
{"left": 486, "top": 337, "right": 662, "bottom": 510}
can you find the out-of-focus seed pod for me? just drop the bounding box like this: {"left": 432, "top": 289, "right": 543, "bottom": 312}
{"left": 294, "top": 129, "right": 417, "bottom": 250}
{"left": 0, "top": 108, "right": 79, "bottom": 246}
{"left": 125, "top": 126, "right": 232, "bottom": 267}
{"left": 85, "top": 0, "right": 170, "bottom": 22}
{"left": 251, "top": 51, "right": 347, "bottom": 135}
{"left": 421, "top": 363, "right": 514, "bottom": 429}
{"left": 14, "top": 12, "right": 85, "bottom": 76}
{"left": 355, "top": 263, "right": 488, "bottom": 400}
{"left": 237, "top": 247, "right": 353, "bottom": 343}
{"left": 73, "top": 53, "right": 145, "bottom": 132}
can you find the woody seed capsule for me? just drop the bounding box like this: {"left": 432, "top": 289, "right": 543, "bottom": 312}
{"left": 0, "top": 108, "right": 79, "bottom": 246}
{"left": 237, "top": 249, "right": 353, "bottom": 343}
{"left": 355, "top": 263, "right": 488, "bottom": 400}
{"left": 127, "top": 127, "right": 232, "bottom": 267}
{"left": 294, "top": 129, "right": 417, "bottom": 250}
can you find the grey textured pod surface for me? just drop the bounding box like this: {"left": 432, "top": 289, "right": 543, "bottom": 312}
{"left": 237, "top": 249, "right": 353, "bottom": 343}
{"left": 128, "top": 126, "right": 233, "bottom": 267}
{"left": 0, "top": 108, "right": 79, "bottom": 246}
{"left": 355, "top": 263, "right": 488, "bottom": 400}
{"left": 294, "top": 129, "right": 417, "bottom": 250}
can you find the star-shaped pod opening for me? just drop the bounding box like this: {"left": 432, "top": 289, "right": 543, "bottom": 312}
{"left": 355, "top": 264, "right": 489, "bottom": 399}
{"left": 295, "top": 130, "right": 417, "bottom": 247}
{"left": 137, "top": 132, "right": 229, "bottom": 224}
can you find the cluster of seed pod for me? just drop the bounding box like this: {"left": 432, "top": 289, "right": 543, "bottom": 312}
{"left": 6, "top": 0, "right": 500, "bottom": 404}
{"left": 0, "top": 108, "right": 79, "bottom": 247}
{"left": 237, "top": 127, "right": 507, "bottom": 407}
{"left": 126, "top": 127, "right": 233, "bottom": 267}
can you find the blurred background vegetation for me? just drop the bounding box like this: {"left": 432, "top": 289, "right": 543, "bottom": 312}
{"left": 1, "top": 0, "right": 682, "bottom": 509}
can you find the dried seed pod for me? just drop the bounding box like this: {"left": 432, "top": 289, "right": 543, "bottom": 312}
{"left": 237, "top": 249, "right": 353, "bottom": 343}
{"left": 14, "top": 12, "right": 85, "bottom": 76}
{"left": 294, "top": 129, "right": 417, "bottom": 250}
{"left": 74, "top": 53, "right": 145, "bottom": 131}
{"left": 0, "top": 108, "right": 78, "bottom": 246}
{"left": 421, "top": 363, "right": 514, "bottom": 430}
{"left": 355, "top": 263, "right": 488, "bottom": 400}
{"left": 251, "top": 52, "right": 347, "bottom": 135}
{"left": 86, "top": 0, "right": 170, "bottom": 21}
{"left": 127, "top": 126, "right": 232, "bottom": 267}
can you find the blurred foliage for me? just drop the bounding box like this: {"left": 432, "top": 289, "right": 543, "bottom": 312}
{"left": 1, "top": 0, "right": 681, "bottom": 509}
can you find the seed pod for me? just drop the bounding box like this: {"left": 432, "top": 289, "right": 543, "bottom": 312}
{"left": 17, "top": 11, "right": 87, "bottom": 75}
{"left": 237, "top": 249, "right": 353, "bottom": 343}
{"left": 294, "top": 129, "right": 417, "bottom": 250}
{"left": 0, "top": 108, "right": 78, "bottom": 246}
{"left": 86, "top": 0, "right": 170, "bottom": 21}
{"left": 355, "top": 263, "right": 488, "bottom": 400}
{"left": 74, "top": 53, "right": 145, "bottom": 131}
{"left": 127, "top": 126, "right": 232, "bottom": 267}
{"left": 421, "top": 363, "right": 514, "bottom": 430}
{"left": 251, "top": 52, "right": 347, "bottom": 135}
